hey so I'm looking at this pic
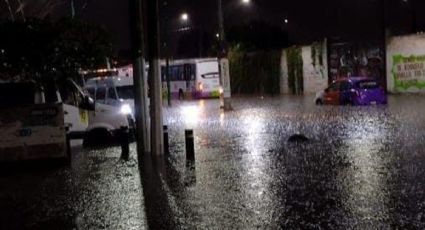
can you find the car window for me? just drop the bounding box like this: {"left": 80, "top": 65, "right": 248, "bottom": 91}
{"left": 340, "top": 81, "right": 352, "bottom": 91}
{"left": 357, "top": 80, "right": 379, "bottom": 89}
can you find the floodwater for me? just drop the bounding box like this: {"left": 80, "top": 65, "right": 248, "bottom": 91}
{"left": 1, "top": 95, "right": 425, "bottom": 229}
{"left": 161, "top": 95, "right": 425, "bottom": 229}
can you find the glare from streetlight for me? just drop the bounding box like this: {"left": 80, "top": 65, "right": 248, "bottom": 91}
{"left": 216, "top": 33, "right": 220, "bottom": 38}
{"left": 242, "top": 0, "right": 250, "bottom": 4}
{"left": 284, "top": 18, "right": 289, "bottom": 24}
{"left": 181, "top": 13, "right": 189, "bottom": 21}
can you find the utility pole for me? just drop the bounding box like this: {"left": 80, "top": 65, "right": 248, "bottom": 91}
{"left": 147, "top": 0, "right": 164, "bottom": 156}
{"left": 161, "top": 1, "right": 172, "bottom": 107}
{"left": 381, "top": 0, "right": 388, "bottom": 91}
{"left": 70, "top": 0, "right": 75, "bottom": 19}
{"left": 129, "top": 0, "right": 150, "bottom": 158}
{"left": 217, "top": 0, "right": 233, "bottom": 111}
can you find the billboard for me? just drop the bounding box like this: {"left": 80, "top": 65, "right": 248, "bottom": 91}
{"left": 392, "top": 54, "right": 425, "bottom": 91}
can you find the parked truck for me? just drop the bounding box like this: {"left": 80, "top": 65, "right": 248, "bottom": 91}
{"left": 0, "top": 79, "right": 95, "bottom": 162}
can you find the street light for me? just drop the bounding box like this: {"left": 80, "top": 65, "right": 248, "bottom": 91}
{"left": 284, "top": 18, "right": 289, "bottom": 24}
{"left": 242, "top": 0, "right": 250, "bottom": 4}
{"left": 181, "top": 13, "right": 189, "bottom": 22}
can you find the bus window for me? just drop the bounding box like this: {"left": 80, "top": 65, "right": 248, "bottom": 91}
{"left": 183, "top": 64, "right": 195, "bottom": 81}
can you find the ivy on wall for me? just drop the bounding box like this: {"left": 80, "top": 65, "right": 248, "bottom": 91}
{"left": 311, "top": 41, "right": 324, "bottom": 68}
{"left": 229, "top": 48, "right": 281, "bottom": 95}
{"left": 287, "top": 46, "right": 303, "bottom": 95}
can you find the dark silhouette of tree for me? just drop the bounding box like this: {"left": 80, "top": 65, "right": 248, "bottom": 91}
{"left": 0, "top": 18, "right": 112, "bottom": 83}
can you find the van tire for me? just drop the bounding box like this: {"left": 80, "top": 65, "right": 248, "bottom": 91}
{"left": 178, "top": 89, "right": 184, "bottom": 100}
{"left": 83, "top": 129, "right": 113, "bottom": 147}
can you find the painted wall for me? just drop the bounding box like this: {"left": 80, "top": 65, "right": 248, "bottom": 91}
{"left": 301, "top": 42, "right": 328, "bottom": 94}
{"left": 387, "top": 34, "right": 425, "bottom": 93}
{"left": 280, "top": 40, "right": 328, "bottom": 95}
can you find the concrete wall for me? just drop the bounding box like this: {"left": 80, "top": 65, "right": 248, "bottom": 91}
{"left": 387, "top": 34, "right": 425, "bottom": 93}
{"left": 301, "top": 42, "right": 328, "bottom": 94}
{"left": 280, "top": 50, "right": 290, "bottom": 94}
{"left": 280, "top": 40, "right": 328, "bottom": 95}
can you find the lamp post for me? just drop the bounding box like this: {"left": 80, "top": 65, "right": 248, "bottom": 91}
{"left": 217, "top": 0, "right": 249, "bottom": 110}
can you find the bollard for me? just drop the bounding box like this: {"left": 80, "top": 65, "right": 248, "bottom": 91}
{"left": 120, "top": 126, "right": 130, "bottom": 161}
{"left": 185, "top": 129, "right": 195, "bottom": 162}
{"left": 163, "top": 125, "right": 169, "bottom": 155}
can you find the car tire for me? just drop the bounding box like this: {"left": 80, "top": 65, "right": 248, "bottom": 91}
{"left": 315, "top": 99, "right": 323, "bottom": 105}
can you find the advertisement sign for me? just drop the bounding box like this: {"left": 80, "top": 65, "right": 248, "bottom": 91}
{"left": 392, "top": 54, "right": 425, "bottom": 90}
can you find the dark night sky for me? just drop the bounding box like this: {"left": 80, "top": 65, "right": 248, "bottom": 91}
{"left": 2, "top": 0, "right": 425, "bottom": 54}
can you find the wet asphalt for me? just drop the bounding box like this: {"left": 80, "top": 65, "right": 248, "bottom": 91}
{"left": 1, "top": 95, "right": 425, "bottom": 229}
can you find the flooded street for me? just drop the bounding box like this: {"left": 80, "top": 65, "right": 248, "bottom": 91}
{"left": 1, "top": 95, "right": 425, "bottom": 229}
{"left": 163, "top": 95, "right": 425, "bottom": 229}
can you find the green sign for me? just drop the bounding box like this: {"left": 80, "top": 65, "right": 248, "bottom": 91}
{"left": 392, "top": 54, "right": 425, "bottom": 90}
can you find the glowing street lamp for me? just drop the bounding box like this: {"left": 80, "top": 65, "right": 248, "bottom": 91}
{"left": 181, "top": 13, "right": 189, "bottom": 22}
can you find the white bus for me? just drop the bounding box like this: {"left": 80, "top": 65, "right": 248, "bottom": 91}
{"left": 161, "top": 58, "right": 221, "bottom": 99}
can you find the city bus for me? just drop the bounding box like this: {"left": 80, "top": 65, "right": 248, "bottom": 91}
{"left": 161, "top": 58, "right": 221, "bottom": 99}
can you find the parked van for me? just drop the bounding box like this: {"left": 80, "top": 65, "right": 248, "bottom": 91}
{"left": 83, "top": 76, "right": 136, "bottom": 144}
{"left": 0, "top": 79, "right": 94, "bottom": 162}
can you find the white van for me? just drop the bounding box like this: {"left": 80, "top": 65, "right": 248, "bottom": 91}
{"left": 84, "top": 76, "right": 135, "bottom": 144}
{"left": 0, "top": 79, "right": 95, "bottom": 162}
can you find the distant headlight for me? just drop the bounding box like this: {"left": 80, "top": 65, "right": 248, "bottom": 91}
{"left": 120, "top": 104, "right": 132, "bottom": 115}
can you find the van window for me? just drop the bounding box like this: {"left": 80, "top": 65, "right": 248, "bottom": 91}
{"left": 86, "top": 87, "right": 95, "bottom": 98}
{"left": 95, "top": 87, "right": 106, "bottom": 102}
{"left": 60, "top": 81, "right": 84, "bottom": 106}
{"left": 107, "top": 87, "right": 118, "bottom": 100}
{"left": 116, "top": 86, "right": 134, "bottom": 100}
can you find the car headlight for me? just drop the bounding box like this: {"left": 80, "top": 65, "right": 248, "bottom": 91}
{"left": 120, "top": 104, "right": 132, "bottom": 115}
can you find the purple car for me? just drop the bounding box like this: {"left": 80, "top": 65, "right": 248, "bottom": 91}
{"left": 316, "top": 77, "right": 387, "bottom": 106}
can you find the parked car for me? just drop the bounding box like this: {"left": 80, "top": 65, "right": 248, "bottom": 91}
{"left": 315, "top": 77, "right": 387, "bottom": 106}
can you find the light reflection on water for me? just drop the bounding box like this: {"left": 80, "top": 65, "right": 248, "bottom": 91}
{"left": 343, "top": 114, "right": 391, "bottom": 226}
{"left": 163, "top": 96, "right": 425, "bottom": 229}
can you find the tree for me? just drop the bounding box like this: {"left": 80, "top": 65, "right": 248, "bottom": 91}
{"left": 226, "top": 20, "right": 289, "bottom": 52}
{"left": 0, "top": 18, "right": 113, "bottom": 83}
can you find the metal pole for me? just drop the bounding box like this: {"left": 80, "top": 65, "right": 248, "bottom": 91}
{"left": 217, "top": 0, "right": 233, "bottom": 111}
{"left": 129, "top": 0, "right": 150, "bottom": 158}
{"left": 71, "top": 0, "right": 75, "bottom": 19}
{"left": 381, "top": 0, "right": 388, "bottom": 92}
{"left": 147, "top": 0, "right": 164, "bottom": 156}
{"left": 166, "top": 56, "right": 171, "bottom": 106}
